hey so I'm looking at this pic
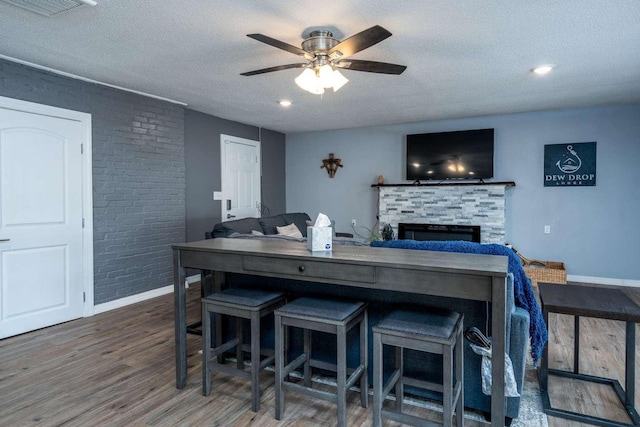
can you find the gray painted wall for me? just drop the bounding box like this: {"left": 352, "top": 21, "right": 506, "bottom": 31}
{"left": 286, "top": 103, "right": 640, "bottom": 280}
{"left": 259, "top": 128, "right": 286, "bottom": 217}
{"left": 0, "top": 58, "right": 185, "bottom": 304}
{"left": 0, "top": 58, "right": 286, "bottom": 304}
{"left": 184, "top": 110, "right": 286, "bottom": 243}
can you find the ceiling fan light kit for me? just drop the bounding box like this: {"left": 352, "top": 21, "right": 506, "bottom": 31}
{"left": 241, "top": 25, "right": 407, "bottom": 96}
{"left": 295, "top": 65, "right": 349, "bottom": 95}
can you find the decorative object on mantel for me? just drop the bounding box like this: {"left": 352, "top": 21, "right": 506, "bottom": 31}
{"left": 544, "top": 142, "right": 596, "bottom": 187}
{"left": 321, "top": 153, "right": 343, "bottom": 178}
{"left": 377, "top": 175, "right": 384, "bottom": 185}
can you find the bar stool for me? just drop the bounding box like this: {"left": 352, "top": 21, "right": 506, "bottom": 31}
{"left": 202, "top": 287, "right": 286, "bottom": 412}
{"left": 274, "top": 297, "right": 368, "bottom": 427}
{"left": 373, "top": 309, "right": 464, "bottom": 427}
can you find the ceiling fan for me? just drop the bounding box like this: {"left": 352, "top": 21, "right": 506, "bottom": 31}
{"left": 240, "top": 25, "right": 407, "bottom": 94}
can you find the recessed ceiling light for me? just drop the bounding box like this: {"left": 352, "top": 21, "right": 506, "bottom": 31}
{"left": 531, "top": 65, "right": 554, "bottom": 75}
{"left": 278, "top": 100, "right": 292, "bottom": 107}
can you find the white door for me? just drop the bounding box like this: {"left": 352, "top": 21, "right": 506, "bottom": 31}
{"left": 220, "top": 135, "right": 261, "bottom": 222}
{"left": 0, "top": 100, "right": 89, "bottom": 339}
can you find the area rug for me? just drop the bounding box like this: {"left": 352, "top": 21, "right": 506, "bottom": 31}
{"left": 395, "top": 363, "right": 547, "bottom": 426}
{"left": 261, "top": 355, "right": 548, "bottom": 425}
{"left": 302, "top": 362, "right": 548, "bottom": 426}
{"left": 511, "top": 365, "right": 548, "bottom": 427}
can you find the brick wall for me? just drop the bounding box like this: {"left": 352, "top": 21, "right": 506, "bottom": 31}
{"left": 0, "top": 59, "right": 185, "bottom": 304}
{"left": 378, "top": 185, "right": 508, "bottom": 244}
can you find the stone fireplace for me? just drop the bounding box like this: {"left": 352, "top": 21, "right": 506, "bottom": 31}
{"left": 377, "top": 182, "right": 514, "bottom": 244}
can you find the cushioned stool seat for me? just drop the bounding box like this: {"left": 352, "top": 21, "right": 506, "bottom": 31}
{"left": 274, "top": 297, "right": 368, "bottom": 427}
{"left": 373, "top": 309, "right": 464, "bottom": 427}
{"left": 202, "top": 288, "right": 286, "bottom": 412}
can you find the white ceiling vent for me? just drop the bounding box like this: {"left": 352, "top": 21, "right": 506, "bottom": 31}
{"left": 1, "top": 0, "right": 96, "bottom": 16}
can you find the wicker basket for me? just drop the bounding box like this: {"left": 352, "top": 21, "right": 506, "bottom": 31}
{"left": 523, "top": 261, "right": 567, "bottom": 288}
{"left": 509, "top": 246, "right": 566, "bottom": 288}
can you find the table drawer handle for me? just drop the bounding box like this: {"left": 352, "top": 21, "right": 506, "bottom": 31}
{"left": 298, "top": 265, "right": 305, "bottom": 273}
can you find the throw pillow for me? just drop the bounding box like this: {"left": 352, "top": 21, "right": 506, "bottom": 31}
{"left": 258, "top": 215, "right": 287, "bottom": 234}
{"left": 282, "top": 212, "right": 311, "bottom": 237}
{"left": 276, "top": 223, "right": 303, "bottom": 238}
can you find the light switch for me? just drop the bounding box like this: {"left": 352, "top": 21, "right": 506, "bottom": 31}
{"left": 213, "top": 191, "right": 223, "bottom": 201}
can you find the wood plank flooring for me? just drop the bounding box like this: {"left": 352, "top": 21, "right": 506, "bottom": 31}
{"left": 1, "top": 282, "right": 638, "bottom": 426}
{"left": 545, "top": 283, "right": 640, "bottom": 427}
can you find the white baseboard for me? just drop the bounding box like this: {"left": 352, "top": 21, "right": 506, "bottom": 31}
{"left": 567, "top": 274, "right": 640, "bottom": 288}
{"left": 92, "top": 274, "right": 202, "bottom": 315}
{"left": 186, "top": 274, "right": 201, "bottom": 287}
{"left": 93, "top": 285, "right": 174, "bottom": 314}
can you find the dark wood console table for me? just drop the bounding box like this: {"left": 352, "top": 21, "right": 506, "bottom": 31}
{"left": 539, "top": 282, "right": 640, "bottom": 426}
{"left": 172, "top": 238, "right": 509, "bottom": 427}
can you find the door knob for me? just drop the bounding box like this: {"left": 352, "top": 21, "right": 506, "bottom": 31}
{"left": 227, "top": 214, "right": 236, "bottom": 219}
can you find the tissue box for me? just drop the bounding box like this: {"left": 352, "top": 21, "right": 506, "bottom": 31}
{"left": 307, "top": 226, "right": 332, "bottom": 252}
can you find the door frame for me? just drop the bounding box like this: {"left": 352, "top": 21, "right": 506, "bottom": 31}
{"left": 0, "top": 96, "right": 94, "bottom": 316}
{"left": 220, "top": 134, "right": 261, "bottom": 222}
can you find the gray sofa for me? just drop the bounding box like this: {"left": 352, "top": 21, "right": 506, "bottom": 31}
{"left": 205, "top": 215, "right": 529, "bottom": 424}
{"left": 207, "top": 212, "right": 353, "bottom": 239}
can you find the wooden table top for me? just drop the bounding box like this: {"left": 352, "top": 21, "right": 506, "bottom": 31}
{"left": 539, "top": 282, "right": 640, "bottom": 322}
{"left": 173, "top": 238, "right": 509, "bottom": 277}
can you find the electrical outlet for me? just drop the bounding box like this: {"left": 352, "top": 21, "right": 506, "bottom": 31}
{"left": 544, "top": 225, "right": 551, "bottom": 234}
{"left": 351, "top": 219, "right": 357, "bottom": 227}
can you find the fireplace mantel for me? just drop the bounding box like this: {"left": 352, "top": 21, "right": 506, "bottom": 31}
{"left": 371, "top": 181, "right": 515, "bottom": 188}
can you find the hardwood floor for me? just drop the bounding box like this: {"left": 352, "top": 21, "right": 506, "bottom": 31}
{"left": 545, "top": 282, "right": 640, "bottom": 427}
{"left": 1, "top": 282, "right": 638, "bottom": 426}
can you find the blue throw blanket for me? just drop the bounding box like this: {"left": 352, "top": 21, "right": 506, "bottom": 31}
{"left": 371, "top": 240, "right": 548, "bottom": 363}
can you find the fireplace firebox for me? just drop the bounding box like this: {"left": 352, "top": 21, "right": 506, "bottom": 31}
{"left": 397, "top": 223, "right": 481, "bottom": 243}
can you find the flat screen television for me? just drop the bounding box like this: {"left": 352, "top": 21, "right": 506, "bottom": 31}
{"left": 406, "top": 128, "right": 494, "bottom": 181}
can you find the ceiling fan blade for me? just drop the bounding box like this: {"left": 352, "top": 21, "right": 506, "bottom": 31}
{"left": 240, "top": 63, "right": 307, "bottom": 76}
{"left": 327, "top": 25, "right": 392, "bottom": 59}
{"left": 335, "top": 59, "right": 407, "bottom": 75}
{"left": 247, "top": 34, "right": 311, "bottom": 57}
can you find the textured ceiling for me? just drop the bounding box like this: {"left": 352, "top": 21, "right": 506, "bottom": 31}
{"left": 0, "top": 1, "right": 639, "bottom": 133}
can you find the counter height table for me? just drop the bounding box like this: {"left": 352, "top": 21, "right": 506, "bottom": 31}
{"left": 172, "top": 238, "right": 509, "bottom": 427}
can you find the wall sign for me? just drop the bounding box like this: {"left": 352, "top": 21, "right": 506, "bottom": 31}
{"left": 544, "top": 142, "right": 597, "bottom": 187}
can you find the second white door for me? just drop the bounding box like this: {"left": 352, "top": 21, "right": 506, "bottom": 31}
{"left": 220, "top": 135, "right": 261, "bottom": 222}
